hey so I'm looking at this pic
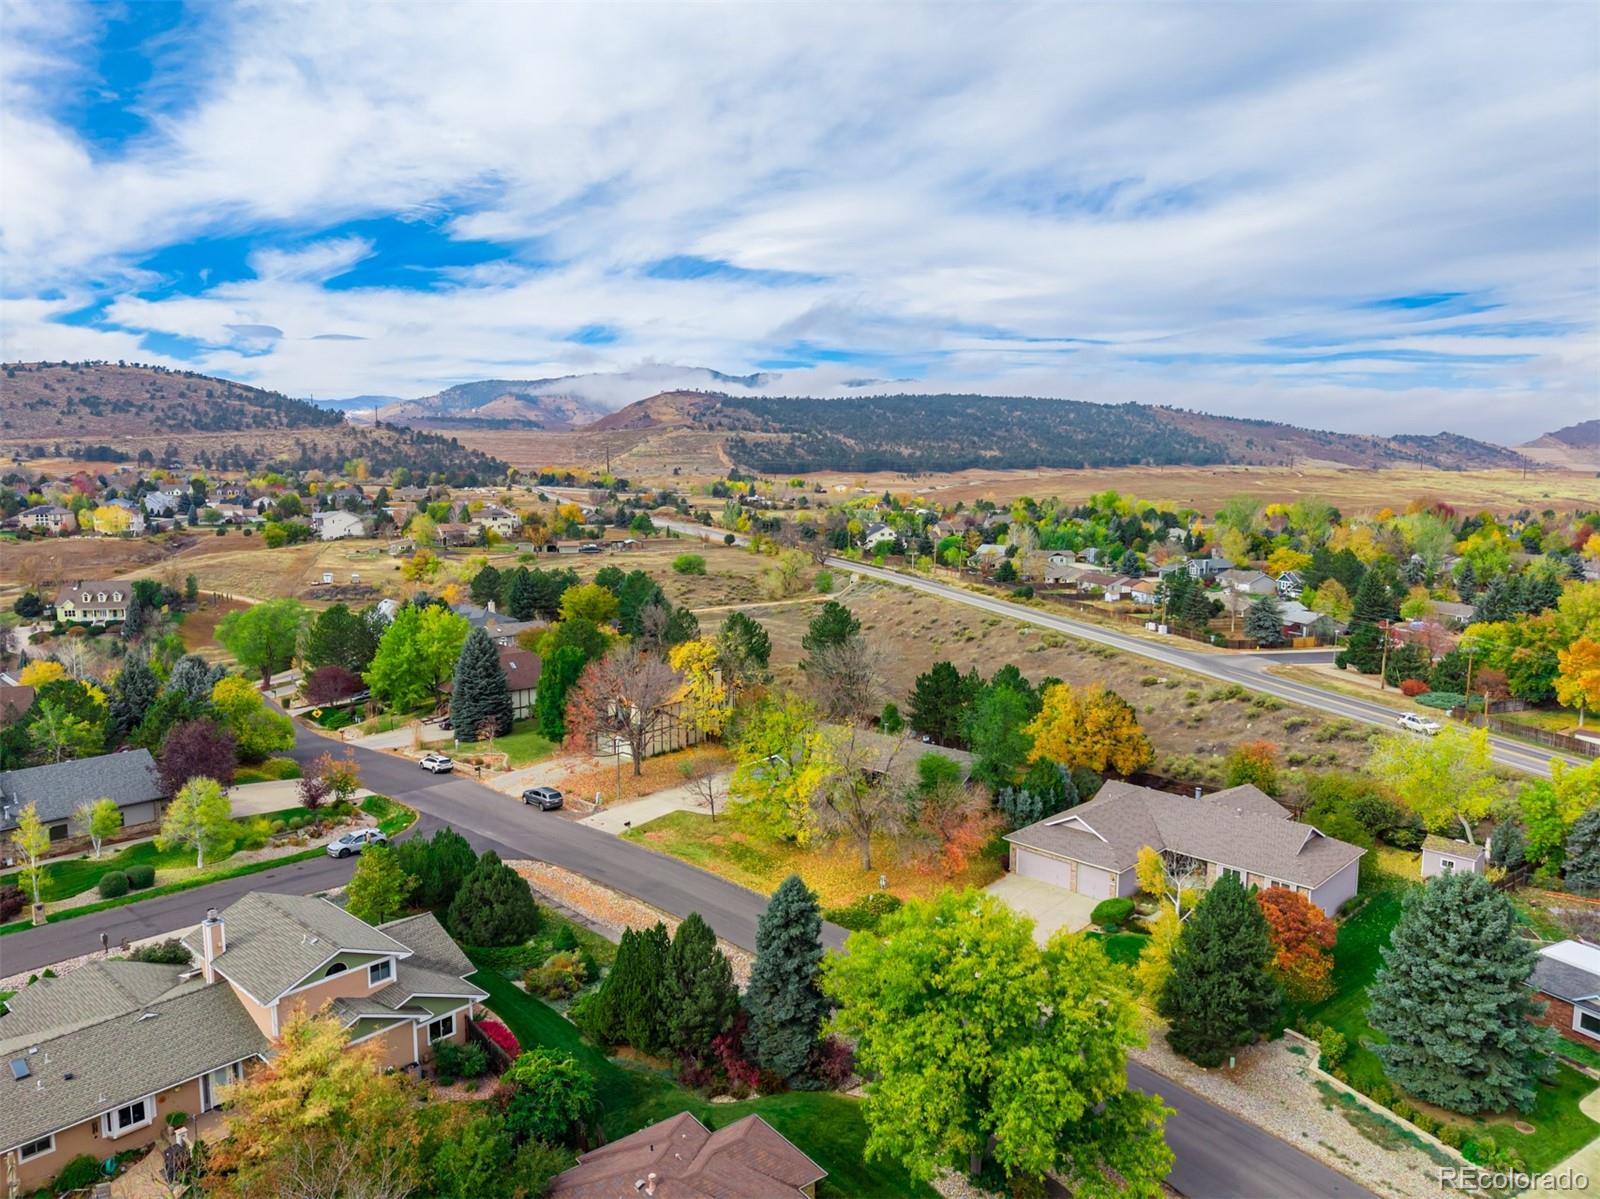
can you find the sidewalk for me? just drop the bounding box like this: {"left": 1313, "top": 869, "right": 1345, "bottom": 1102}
{"left": 578, "top": 774, "right": 729, "bottom": 834}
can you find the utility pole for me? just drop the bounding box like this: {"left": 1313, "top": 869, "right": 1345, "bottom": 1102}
{"left": 1378, "top": 619, "right": 1391, "bottom": 690}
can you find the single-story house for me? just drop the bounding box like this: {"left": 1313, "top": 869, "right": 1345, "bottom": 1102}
{"left": 1125, "top": 578, "right": 1162, "bottom": 607}
{"left": 311, "top": 510, "right": 368, "bottom": 541}
{"left": 452, "top": 603, "right": 544, "bottom": 645}
{"left": 0, "top": 684, "right": 36, "bottom": 722}
{"left": 1276, "top": 570, "right": 1306, "bottom": 600}
{"left": 1219, "top": 569, "right": 1277, "bottom": 596}
{"left": 1420, "top": 835, "right": 1486, "bottom": 879}
{"left": 966, "top": 544, "right": 1007, "bottom": 570}
{"left": 1278, "top": 599, "right": 1338, "bottom": 637}
{"left": 547, "top": 1112, "right": 826, "bottom": 1199}
{"left": 54, "top": 580, "right": 129, "bottom": 623}
{"left": 0, "top": 892, "right": 486, "bottom": 1192}
{"left": 1005, "top": 780, "right": 1365, "bottom": 914}
{"left": 1431, "top": 600, "right": 1475, "bottom": 629}
{"left": 0, "top": 749, "right": 168, "bottom": 843}
{"left": 497, "top": 646, "right": 541, "bottom": 720}
{"left": 1530, "top": 940, "right": 1600, "bottom": 1046}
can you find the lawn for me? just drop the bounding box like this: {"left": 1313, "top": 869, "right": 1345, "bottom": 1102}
{"left": 1087, "top": 931, "right": 1149, "bottom": 967}
{"left": 470, "top": 961, "right": 933, "bottom": 1198}
{"left": 622, "top": 809, "right": 1001, "bottom": 908}
{"left": 233, "top": 756, "right": 302, "bottom": 784}
{"left": 1290, "top": 885, "right": 1599, "bottom": 1171}
{"left": 438, "top": 721, "right": 557, "bottom": 769}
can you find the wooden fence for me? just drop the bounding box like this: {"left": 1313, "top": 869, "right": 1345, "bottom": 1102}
{"left": 1449, "top": 710, "right": 1600, "bottom": 759}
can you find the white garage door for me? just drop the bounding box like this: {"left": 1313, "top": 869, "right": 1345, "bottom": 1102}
{"left": 1014, "top": 849, "right": 1071, "bottom": 888}
{"left": 1075, "top": 864, "right": 1113, "bottom": 898}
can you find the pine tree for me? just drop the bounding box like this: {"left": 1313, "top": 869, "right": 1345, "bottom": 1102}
{"left": 1352, "top": 570, "right": 1398, "bottom": 624}
{"left": 1336, "top": 621, "right": 1385, "bottom": 674}
{"left": 745, "top": 874, "right": 828, "bottom": 1085}
{"left": 109, "top": 653, "right": 159, "bottom": 742}
{"left": 1159, "top": 874, "right": 1279, "bottom": 1066}
{"left": 394, "top": 826, "right": 477, "bottom": 913}
{"left": 908, "top": 660, "right": 969, "bottom": 746}
{"left": 1368, "top": 871, "right": 1555, "bottom": 1112}
{"left": 800, "top": 601, "right": 861, "bottom": 659}
{"left": 446, "top": 851, "right": 541, "bottom": 946}
{"left": 506, "top": 569, "right": 538, "bottom": 620}
{"left": 1487, "top": 822, "right": 1526, "bottom": 871}
{"left": 450, "top": 627, "right": 514, "bottom": 739}
{"left": 1243, "top": 595, "right": 1285, "bottom": 645}
{"left": 663, "top": 913, "right": 739, "bottom": 1056}
{"left": 1566, "top": 806, "right": 1600, "bottom": 894}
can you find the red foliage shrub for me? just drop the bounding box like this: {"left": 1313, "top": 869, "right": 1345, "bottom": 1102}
{"left": 1399, "top": 678, "right": 1429, "bottom": 697}
{"left": 474, "top": 1018, "right": 522, "bottom": 1060}
{"left": 811, "top": 1036, "right": 857, "bottom": 1090}
{"left": 0, "top": 885, "right": 26, "bottom": 921}
{"left": 305, "top": 666, "right": 362, "bottom": 704}
{"left": 711, "top": 1011, "right": 761, "bottom": 1096}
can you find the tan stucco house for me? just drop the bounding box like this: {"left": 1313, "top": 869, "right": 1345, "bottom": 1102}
{"left": 0, "top": 892, "right": 485, "bottom": 1195}
{"left": 1005, "top": 780, "right": 1365, "bottom": 915}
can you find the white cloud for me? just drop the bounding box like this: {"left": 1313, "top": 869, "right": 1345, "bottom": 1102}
{"left": 0, "top": 1, "right": 1594, "bottom": 441}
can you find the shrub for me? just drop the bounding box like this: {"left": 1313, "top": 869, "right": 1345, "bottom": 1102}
{"left": 550, "top": 923, "right": 579, "bottom": 953}
{"left": 1316, "top": 1026, "right": 1348, "bottom": 1070}
{"left": 1399, "top": 678, "right": 1429, "bottom": 697}
{"left": 504, "top": 1049, "right": 599, "bottom": 1145}
{"left": 474, "top": 1018, "right": 522, "bottom": 1061}
{"left": 52, "top": 1155, "right": 103, "bottom": 1193}
{"left": 97, "top": 870, "right": 130, "bottom": 899}
{"left": 811, "top": 1036, "right": 856, "bottom": 1090}
{"left": 823, "top": 892, "right": 903, "bottom": 932}
{"left": 1091, "top": 897, "right": 1135, "bottom": 932}
{"left": 814, "top": 569, "right": 833, "bottom": 594}
{"left": 433, "top": 1039, "right": 490, "bottom": 1086}
{"left": 0, "top": 884, "right": 26, "bottom": 921}
{"left": 166, "top": 1111, "right": 189, "bottom": 1128}
{"left": 671, "top": 554, "right": 707, "bottom": 576}
{"left": 132, "top": 938, "right": 191, "bottom": 965}
{"left": 526, "top": 951, "right": 590, "bottom": 999}
{"left": 1011, "top": 584, "right": 1034, "bottom": 599}
{"left": 125, "top": 863, "right": 156, "bottom": 889}
{"left": 1416, "top": 691, "right": 1465, "bottom": 710}
{"left": 1437, "top": 1125, "right": 1464, "bottom": 1149}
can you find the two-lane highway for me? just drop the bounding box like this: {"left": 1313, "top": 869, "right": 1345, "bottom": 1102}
{"left": 658, "top": 519, "right": 1569, "bottom": 778}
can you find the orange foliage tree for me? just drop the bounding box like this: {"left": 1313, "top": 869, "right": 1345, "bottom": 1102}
{"left": 1024, "top": 683, "right": 1152, "bottom": 776}
{"left": 1223, "top": 740, "right": 1281, "bottom": 796}
{"left": 1256, "top": 886, "right": 1336, "bottom": 1003}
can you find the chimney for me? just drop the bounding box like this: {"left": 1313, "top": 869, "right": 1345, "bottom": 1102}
{"left": 200, "top": 907, "right": 226, "bottom": 983}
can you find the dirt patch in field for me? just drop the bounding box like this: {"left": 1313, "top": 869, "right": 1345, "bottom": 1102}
{"left": 180, "top": 596, "right": 253, "bottom": 657}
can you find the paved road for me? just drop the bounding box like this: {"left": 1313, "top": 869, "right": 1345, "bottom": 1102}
{"left": 660, "top": 519, "right": 1568, "bottom": 778}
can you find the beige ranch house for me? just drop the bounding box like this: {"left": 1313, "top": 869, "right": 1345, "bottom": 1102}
{"left": 1006, "top": 780, "right": 1365, "bottom": 915}
{"left": 0, "top": 892, "right": 485, "bottom": 1195}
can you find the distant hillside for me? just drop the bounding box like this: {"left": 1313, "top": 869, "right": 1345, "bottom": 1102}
{"left": 0, "top": 362, "right": 507, "bottom": 482}
{"left": 364, "top": 366, "right": 779, "bottom": 430}
{"left": 584, "top": 391, "right": 1529, "bottom": 474}
{"left": 1520, "top": 418, "right": 1600, "bottom": 470}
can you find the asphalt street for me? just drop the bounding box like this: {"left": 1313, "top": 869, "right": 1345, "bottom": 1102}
{"left": 659, "top": 518, "right": 1570, "bottom": 779}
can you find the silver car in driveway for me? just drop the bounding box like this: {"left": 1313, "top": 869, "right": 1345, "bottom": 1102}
{"left": 326, "top": 828, "right": 389, "bottom": 858}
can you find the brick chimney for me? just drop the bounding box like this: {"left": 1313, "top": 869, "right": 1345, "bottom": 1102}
{"left": 200, "top": 907, "right": 226, "bottom": 983}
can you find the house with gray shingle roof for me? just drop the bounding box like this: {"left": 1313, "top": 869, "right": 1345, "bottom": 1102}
{"left": 1530, "top": 940, "right": 1600, "bottom": 1048}
{"left": 1005, "top": 779, "right": 1364, "bottom": 915}
{"left": 1, "top": 893, "right": 486, "bottom": 1192}
{"left": 0, "top": 750, "right": 167, "bottom": 841}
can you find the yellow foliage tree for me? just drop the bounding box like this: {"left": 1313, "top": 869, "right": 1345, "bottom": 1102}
{"left": 1135, "top": 845, "right": 1203, "bottom": 919}
{"left": 1024, "top": 683, "right": 1152, "bottom": 776}
{"left": 669, "top": 638, "right": 731, "bottom": 736}
{"left": 90, "top": 504, "right": 131, "bottom": 535}
{"left": 1133, "top": 908, "right": 1183, "bottom": 1000}
{"left": 18, "top": 660, "right": 67, "bottom": 687}
{"left": 1264, "top": 547, "right": 1312, "bottom": 578}
{"left": 1556, "top": 637, "right": 1600, "bottom": 728}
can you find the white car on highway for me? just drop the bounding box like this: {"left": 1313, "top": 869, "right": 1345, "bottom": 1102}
{"left": 1396, "top": 712, "right": 1442, "bottom": 736}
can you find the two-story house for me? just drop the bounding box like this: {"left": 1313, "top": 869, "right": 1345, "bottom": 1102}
{"left": 0, "top": 892, "right": 486, "bottom": 1194}
{"left": 54, "top": 580, "right": 130, "bottom": 624}
{"left": 18, "top": 505, "right": 73, "bottom": 534}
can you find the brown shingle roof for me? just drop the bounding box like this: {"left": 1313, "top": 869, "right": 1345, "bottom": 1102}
{"left": 547, "top": 1113, "right": 825, "bottom": 1199}
{"left": 1006, "top": 779, "right": 1363, "bottom": 889}
{"left": 496, "top": 645, "right": 542, "bottom": 689}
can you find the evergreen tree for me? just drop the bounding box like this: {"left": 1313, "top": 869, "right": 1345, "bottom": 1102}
{"left": 1180, "top": 585, "right": 1216, "bottom": 631}
{"left": 1243, "top": 595, "right": 1286, "bottom": 645}
{"left": 534, "top": 645, "right": 588, "bottom": 740}
{"left": 1472, "top": 576, "right": 1514, "bottom": 624}
{"left": 1488, "top": 822, "right": 1526, "bottom": 871}
{"left": 663, "top": 913, "right": 739, "bottom": 1056}
{"left": 1455, "top": 560, "right": 1478, "bottom": 600}
{"left": 1566, "top": 806, "right": 1600, "bottom": 894}
{"left": 1351, "top": 570, "right": 1398, "bottom": 624}
{"left": 1383, "top": 642, "right": 1431, "bottom": 687}
{"left": 165, "top": 654, "right": 225, "bottom": 703}
{"left": 394, "top": 826, "right": 477, "bottom": 912}
{"left": 450, "top": 627, "right": 514, "bottom": 739}
{"left": 121, "top": 591, "right": 147, "bottom": 640}
{"left": 800, "top": 601, "right": 861, "bottom": 661}
{"left": 718, "top": 611, "right": 771, "bottom": 671}
{"left": 1335, "top": 621, "right": 1385, "bottom": 674}
{"left": 108, "top": 653, "right": 159, "bottom": 742}
{"left": 470, "top": 563, "right": 502, "bottom": 605}
{"left": 907, "top": 660, "right": 969, "bottom": 746}
{"left": 745, "top": 874, "right": 828, "bottom": 1085}
{"left": 1159, "top": 874, "right": 1279, "bottom": 1066}
{"left": 605, "top": 921, "right": 670, "bottom": 1053}
{"left": 447, "top": 851, "right": 541, "bottom": 946}
{"left": 1368, "top": 871, "right": 1555, "bottom": 1112}
{"left": 505, "top": 568, "right": 538, "bottom": 620}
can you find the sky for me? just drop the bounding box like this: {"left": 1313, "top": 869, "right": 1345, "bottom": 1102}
{"left": 1, "top": 1, "right": 1597, "bottom": 443}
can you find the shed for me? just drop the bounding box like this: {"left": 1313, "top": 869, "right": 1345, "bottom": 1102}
{"left": 1420, "top": 834, "right": 1486, "bottom": 879}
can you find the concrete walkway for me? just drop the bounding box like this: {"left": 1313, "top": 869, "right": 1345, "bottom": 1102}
{"left": 578, "top": 774, "right": 730, "bottom": 834}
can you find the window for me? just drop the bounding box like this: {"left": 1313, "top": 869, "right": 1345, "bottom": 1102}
{"left": 18, "top": 1135, "right": 54, "bottom": 1162}
{"left": 368, "top": 959, "right": 393, "bottom": 986}
{"left": 324, "top": 962, "right": 348, "bottom": 977}
{"left": 104, "top": 1097, "right": 152, "bottom": 1137}
{"left": 1440, "top": 859, "right": 1455, "bottom": 874}
{"left": 1221, "top": 867, "right": 1242, "bottom": 883}
{"left": 1578, "top": 1011, "right": 1600, "bottom": 1039}
{"left": 427, "top": 1014, "right": 455, "bottom": 1043}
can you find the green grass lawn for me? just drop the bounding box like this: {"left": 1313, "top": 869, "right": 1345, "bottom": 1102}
{"left": 1087, "top": 931, "right": 1149, "bottom": 967}
{"left": 470, "top": 960, "right": 933, "bottom": 1198}
{"left": 1290, "top": 886, "right": 1599, "bottom": 1171}
{"left": 233, "top": 757, "right": 302, "bottom": 784}
{"left": 431, "top": 721, "right": 556, "bottom": 769}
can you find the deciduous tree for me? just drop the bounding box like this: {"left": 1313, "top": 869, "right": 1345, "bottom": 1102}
{"left": 211, "top": 675, "right": 294, "bottom": 763}
{"left": 216, "top": 597, "right": 307, "bottom": 687}
{"left": 533, "top": 645, "right": 587, "bottom": 741}
{"left": 9, "top": 803, "right": 49, "bottom": 906}
{"left": 729, "top": 694, "right": 835, "bottom": 844}
{"left": 1368, "top": 871, "right": 1555, "bottom": 1112}
{"left": 558, "top": 582, "right": 619, "bottom": 625}
{"left": 28, "top": 698, "right": 100, "bottom": 763}
{"left": 825, "top": 889, "right": 1171, "bottom": 1191}
{"left": 156, "top": 776, "right": 234, "bottom": 868}
{"left": 1368, "top": 726, "right": 1499, "bottom": 843}
{"left": 1256, "top": 886, "right": 1336, "bottom": 1003}
{"left": 502, "top": 1049, "right": 598, "bottom": 1146}
{"left": 562, "top": 645, "right": 681, "bottom": 776}
{"left": 69, "top": 797, "right": 122, "bottom": 859}
{"left": 158, "top": 718, "right": 237, "bottom": 793}
{"left": 1518, "top": 758, "right": 1600, "bottom": 868}
{"left": 1025, "top": 682, "right": 1152, "bottom": 776}
{"left": 668, "top": 638, "right": 731, "bottom": 736}
{"left": 1556, "top": 637, "right": 1600, "bottom": 727}
{"left": 345, "top": 846, "right": 416, "bottom": 925}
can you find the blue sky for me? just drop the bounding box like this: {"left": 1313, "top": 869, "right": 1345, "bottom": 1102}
{"left": 1, "top": 1, "right": 1596, "bottom": 440}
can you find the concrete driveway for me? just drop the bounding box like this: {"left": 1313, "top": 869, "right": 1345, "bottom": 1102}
{"left": 985, "top": 874, "right": 1099, "bottom": 944}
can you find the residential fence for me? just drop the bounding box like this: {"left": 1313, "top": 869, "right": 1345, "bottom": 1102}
{"left": 1447, "top": 710, "right": 1600, "bottom": 759}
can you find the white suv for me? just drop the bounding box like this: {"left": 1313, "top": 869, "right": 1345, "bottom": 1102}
{"left": 327, "top": 828, "right": 388, "bottom": 858}
{"left": 419, "top": 752, "right": 455, "bottom": 773}
{"left": 1397, "top": 712, "right": 1442, "bottom": 736}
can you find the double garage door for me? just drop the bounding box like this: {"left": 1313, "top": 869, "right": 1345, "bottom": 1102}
{"left": 1013, "top": 848, "right": 1114, "bottom": 898}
